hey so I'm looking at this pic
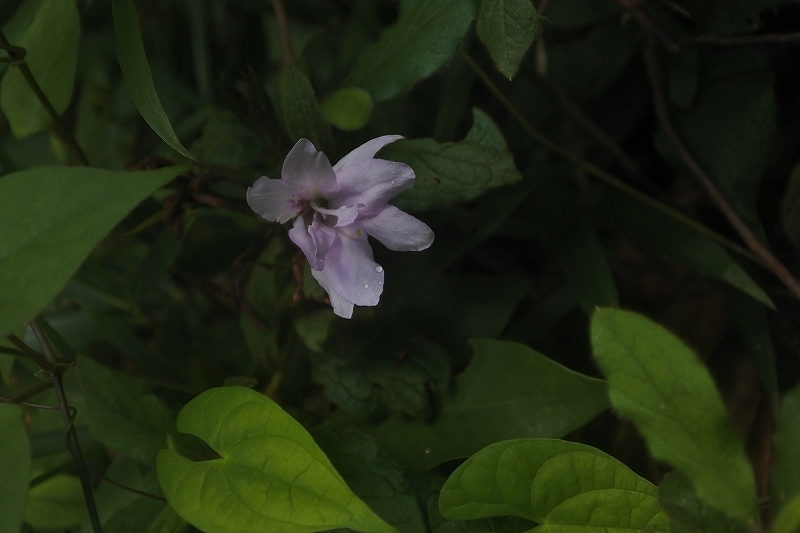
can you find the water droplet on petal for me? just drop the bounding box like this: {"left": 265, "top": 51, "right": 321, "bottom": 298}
{"left": 378, "top": 281, "right": 383, "bottom": 286}
{"left": 364, "top": 283, "right": 369, "bottom": 289}
{"left": 375, "top": 265, "right": 383, "bottom": 273}
{"left": 390, "top": 180, "right": 396, "bottom": 185}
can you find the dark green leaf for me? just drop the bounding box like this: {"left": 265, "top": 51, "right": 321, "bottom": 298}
{"left": 773, "top": 384, "right": 800, "bottom": 513}
{"left": 782, "top": 163, "right": 800, "bottom": 249}
{"left": 190, "top": 111, "right": 263, "bottom": 168}
{"left": 103, "top": 497, "right": 186, "bottom": 533}
{"left": 382, "top": 108, "right": 522, "bottom": 212}
{"left": 591, "top": 308, "right": 757, "bottom": 518}
{"left": 76, "top": 356, "right": 175, "bottom": 463}
{"left": 320, "top": 88, "right": 374, "bottom": 131}
{"left": 658, "top": 473, "right": 750, "bottom": 533}
{"left": 476, "top": 0, "right": 542, "bottom": 79}
{"left": 439, "top": 438, "right": 668, "bottom": 532}
{"left": 24, "top": 474, "right": 87, "bottom": 530}
{"left": 0, "top": 165, "right": 186, "bottom": 339}
{"left": 157, "top": 387, "right": 399, "bottom": 533}
{"left": 344, "top": 0, "right": 476, "bottom": 101}
{"left": 367, "top": 339, "right": 609, "bottom": 470}
{"left": 112, "top": 0, "right": 196, "bottom": 161}
{"left": 0, "top": 404, "right": 30, "bottom": 533}
{"left": 279, "top": 62, "right": 333, "bottom": 154}
{"left": 128, "top": 226, "right": 183, "bottom": 302}
{"left": 0, "top": 0, "right": 80, "bottom": 137}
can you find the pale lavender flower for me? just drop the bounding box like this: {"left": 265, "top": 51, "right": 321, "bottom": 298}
{"left": 247, "top": 136, "right": 434, "bottom": 318}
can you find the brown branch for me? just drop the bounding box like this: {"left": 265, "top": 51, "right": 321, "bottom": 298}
{"left": 270, "top": 0, "right": 294, "bottom": 64}
{"left": 644, "top": 39, "right": 800, "bottom": 301}
{"left": 680, "top": 32, "right": 800, "bottom": 46}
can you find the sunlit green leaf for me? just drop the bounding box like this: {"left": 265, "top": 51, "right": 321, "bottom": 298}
{"left": 439, "top": 438, "right": 668, "bottom": 532}
{"left": 774, "top": 494, "right": 800, "bottom": 533}
{"left": 0, "top": 165, "right": 186, "bottom": 339}
{"left": 382, "top": 108, "right": 522, "bottom": 212}
{"left": 368, "top": 339, "right": 609, "bottom": 470}
{"left": 76, "top": 356, "right": 175, "bottom": 463}
{"left": 591, "top": 308, "right": 757, "bottom": 518}
{"left": 344, "top": 0, "right": 475, "bottom": 101}
{"left": 774, "top": 384, "right": 800, "bottom": 513}
{"left": 476, "top": 0, "right": 542, "bottom": 79}
{"left": 111, "top": 0, "right": 196, "bottom": 161}
{"left": 25, "top": 474, "right": 87, "bottom": 530}
{"left": 157, "top": 386, "right": 399, "bottom": 533}
{"left": 0, "top": 0, "right": 80, "bottom": 138}
{"left": 0, "top": 404, "right": 30, "bottom": 533}
{"left": 320, "top": 88, "right": 374, "bottom": 131}
{"left": 280, "top": 62, "right": 333, "bottom": 154}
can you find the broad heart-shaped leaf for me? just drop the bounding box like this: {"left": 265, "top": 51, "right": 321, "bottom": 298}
{"left": 112, "top": 0, "right": 196, "bottom": 161}
{"left": 279, "top": 62, "right": 333, "bottom": 154}
{"left": 773, "top": 384, "right": 800, "bottom": 513}
{"left": 439, "top": 439, "right": 668, "bottom": 532}
{"left": 0, "top": 0, "right": 79, "bottom": 138}
{"left": 477, "top": 0, "right": 543, "bottom": 80}
{"left": 320, "top": 88, "right": 374, "bottom": 131}
{"left": 76, "top": 356, "right": 175, "bottom": 464}
{"left": 0, "top": 404, "right": 30, "bottom": 533}
{"left": 658, "top": 473, "right": 750, "bottom": 533}
{"left": 382, "top": 108, "right": 522, "bottom": 213}
{"left": 367, "top": 339, "right": 609, "bottom": 470}
{"left": 157, "top": 387, "right": 399, "bottom": 533}
{"left": 0, "top": 165, "right": 185, "bottom": 339}
{"left": 343, "top": 0, "right": 475, "bottom": 101}
{"left": 591, "top": 308, "right": 758, "bottom": 518}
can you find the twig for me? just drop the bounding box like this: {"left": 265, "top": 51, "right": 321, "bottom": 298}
{"left": 270, "top": 0, "right": 294, "bottom": 64}
{"left": 458, "top": 47, "right": 763, "bottom": 266}
{"left": 0, "top": 30, "right": 89, "bottom": 166}
{"left": 3, "top": 381, "right": 55, "bottom": 404}
{"left": 680, "top": 33, "right": 800, "bottom": 46}
{"left": 643, "top": 40, "right": 800, "bottom": 301}
{"left": 29, "top": 319, "right": 103, "bottom": 533}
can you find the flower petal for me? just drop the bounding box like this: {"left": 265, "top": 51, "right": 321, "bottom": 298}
{"left": 282, "top": 138, "right": 337, "bottom": 195}
{"left": 311, "top": 269, "right": 354, "bottom": 319}
{"left": 332, "top": 135, "right": 403, "bottom": 172}
{"left": 311, "top": 203, "right": 359, "bottom": 227}
{"left": 246, "top": 176, "right": 303, "bottom": 223}
{"left": 359, "top": 205, "right": 434, "bottom": 251}
{"left": 332, "top": 159, "right": 415, "bottom": 216}
{"left": 322, "top": 232, "right": 384, "bottom": 306}
{"left": 288, "top": 215, "right": 337, "bottom": 270}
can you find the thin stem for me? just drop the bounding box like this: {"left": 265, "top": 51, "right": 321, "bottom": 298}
{"left": 644, "top": 39, "right": 800, "bottom": 301}
{"left": 4, "top": 381, "right": 54, "bottom": 404}
{"left": 0, "top": 346, "right": 24, "bottom": 356}
{"left": 270, "top": 0, "right": 294, "bottom": 64}
{"left": 680, "top": 32, "right": 800, "bottom": 46}
{"left": 29, "top": 319, "right": 103, "bottom": 533}
{"left": 458, "top": 47, "right": 762, "bottom": 265}
{"left": 0, "top": 30, "right": 89, "bottom": 166}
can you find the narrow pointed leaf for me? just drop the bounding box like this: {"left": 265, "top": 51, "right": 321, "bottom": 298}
{"left": 157, "top": 386, "right": 399, "bottom": 533}
{"left": 591, "top": 307, "right": 757, "bottom": 518}
{"left": 0, "top": 404, "right": 30, "bottom": 533}
{"left": 112, "top": 0, "right": 196, "bottom": 161}
{"left": 439, "top": 438, "right": 668, "bottom": 532}
{"left": 0, "top": 165, "right": 186, "bottom": 339}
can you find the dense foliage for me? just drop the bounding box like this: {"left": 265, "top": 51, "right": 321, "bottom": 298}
{"left": 2, "top": 0, "right": 800, "bottom": 532}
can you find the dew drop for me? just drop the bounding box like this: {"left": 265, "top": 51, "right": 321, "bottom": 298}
{"left": 364, "top": 283, "right": 369, "bottom": 289}
{"left": 375, "top": 265, "right": 383, "bottom": 273}
{"left": 378, "top": 281, "right": 383, "bottom": 286}
{"left": 390, "top": 180, "right": 396, "bottom": 185}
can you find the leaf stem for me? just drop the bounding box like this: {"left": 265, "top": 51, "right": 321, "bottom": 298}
{"left": 458, "top": 47, "right": 763, "bottom": 266}
{"left": 0, "top": 30, "right": 89, "bottom": 166}
{"left": 29, "top": 319, "right": 103, "bottom": 533}
{"left": 270, "top": 0, "right": 294, "bottom": 64}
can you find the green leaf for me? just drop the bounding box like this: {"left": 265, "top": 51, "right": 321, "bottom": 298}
{"left": 127, "top": 226, "right": 184, "bottom": 302}
{"left": 103, "top": 497, "right": 186, "bottom": 533}
{"left": 782, "top": 163, "right": 800, "bottom": 249}
{"left": 590, "top": 308, "right": 757, "bottom": 518}
{"left": 476, "top": 0, "right": 542, "bottom": 79}
{"left": 0, "top": 404, "right": 30, "bottom": 533}
{"left": 773, "top": 385, "right": 800, "bottom": 513}
{"left": 320, "top": 88, "right": 374, "bottom": 131}
{"left": 367, "top": 339, "right": 609, "bottom": 470}
{"left": 589, "top": 183, "right": 773, "bottom": 308}
{"left": 157, "top": 386, "right": 399, "bottom": 533}
{"left": 344, "top": 0, "right": 476, "bottom": 101}
{"left": 24, "top": 474, "right": 87, "bottom": 530}
{"left": 658, "top": 473, "right": 750, "bottom": 533}
{"left": 294, "top": 308, "right": 334, "bottom": 352}
{"left": 774, "top": 494, "right": 800, "bottom": 533}
{"left": 382, "top": 108, "right": 522, "bottom": 212}
{"left": 280, "top": 62, "right": 333, "bottom": 154}
{"left": 111, "top": 0, "right": 196, "bottom": 161}
{"left": 0, "top": 165, "right": 186, "bottom": 339}
{"left": 190, "top": 111, "right": 263, "bottom": 168}
{"left": 0, "top": 0, "right": 80, "bottom": 138}
{"left": 76, "top": 356, "right": 175, "bottom": 463}
{"left": 313, "top": 426, "right": 427, "bottom": 533}
{"left": 439, "top": 438, "right": 668, "bottom": 532}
